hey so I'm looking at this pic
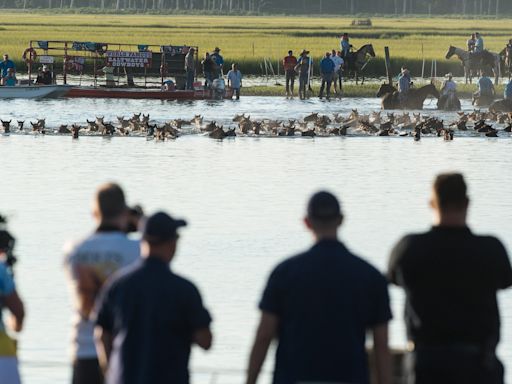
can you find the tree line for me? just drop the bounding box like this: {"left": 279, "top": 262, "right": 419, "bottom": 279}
{"left": 8, "top": 0, "right": 512, "bottom": 15}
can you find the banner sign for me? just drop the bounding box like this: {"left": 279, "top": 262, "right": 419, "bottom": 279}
{"left": 105, "top": 50, "right": 152, "bottom": 68}
{"left": 39, "top": 55, "right": 54, "bottom": 64}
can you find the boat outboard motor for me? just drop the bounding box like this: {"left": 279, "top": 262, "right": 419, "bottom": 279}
{"left": 211, "top": 78, "right": 226, "bottom": 100}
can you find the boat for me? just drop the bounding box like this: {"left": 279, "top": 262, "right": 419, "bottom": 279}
{"left": 24, "top": 40, "right": 235, "bottom": 101}
{"left": 0, "top": 85, "right": 72, "bottom": 99}
{"left": 65, "top": 86, "right": 234, "bottom": 100}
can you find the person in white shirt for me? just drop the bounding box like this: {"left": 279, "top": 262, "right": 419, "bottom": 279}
{"left": 63, "top": 183, "right": 140, "bottom": 384}
{"left": 330, "top": 50, "right": 344, "bottom": 95}
{"left": 441, "top": 73, "right": 457, "bottom": 96}
{"left": 227, "top": 63, "right": 242, "bottom": 100}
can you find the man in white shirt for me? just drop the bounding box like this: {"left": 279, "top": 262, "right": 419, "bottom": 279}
{"left": 441, "top": 73, "right": 456, "bottom": 96}
{"left": 63, "top": 183, "right": 140, "bottom": 384}
{"left": 227, "top": 63, "right": 242, "bottom": 100}
{"left": 330, "top": 50, "right": 344, "bottom": 95}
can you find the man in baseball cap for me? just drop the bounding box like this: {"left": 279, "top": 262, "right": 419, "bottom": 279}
{"left": 247, "top": 191, "right": 392, "bottom": 384}
{"left": 95, "top": 211, "right": 212, "bottom": 384}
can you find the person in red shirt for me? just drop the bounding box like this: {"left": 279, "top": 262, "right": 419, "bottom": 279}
{"left": 282, "top": 50, "right": 298, "bottom": 97}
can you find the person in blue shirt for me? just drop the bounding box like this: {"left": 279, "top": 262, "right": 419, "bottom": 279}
{"left": 3, "top": 68, "right": 16, "bottom": 86}
{"left": 476, "top": 73, "right": 495, "bottom": 97}
{"left": 504, "top": 81, "right": 512, "bottom": 99}
{"left": 398, "top": 66, "right": 411, "bottom": 105}
{"left": 247, "top": 191, "right": 392, "bottom": 384}
{"left": 474, "top": 32, "right": 484, "bottom": 53}
{"left": 473, "top": 73, "right": 495, "bottom": 105}
{"left": 340, "top": 33, "right": 351, "bottom": 58}
{"left": 319, "top": 52, "right": 335, "bottom": 100}
{"left": 227, "top": 63, "right": 242, "bottom": 100}
{"left": 0, "top": 54, "right": 15, "bottom": 80}
{"left": 210, "top": 47, "right": 224, "bottom": 78}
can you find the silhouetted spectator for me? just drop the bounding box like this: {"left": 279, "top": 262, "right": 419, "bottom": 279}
{"left": 389, "top": 173, "right": 512, "bottom": 384}
{"left": 247, "top": 191, "right": 392, "bottom": 384}
{"left": 95, "top": 211, "right": 212, "bottom": 384}
{"left": 63, "top": 183, "right": 140, "bottom": 384}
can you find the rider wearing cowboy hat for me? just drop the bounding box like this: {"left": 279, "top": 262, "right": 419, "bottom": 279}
{"left": 398, "top": 66, "right": 411, "bottom": 104}
{"left": 441, "top": 73, "right": 456, "bottom": 96}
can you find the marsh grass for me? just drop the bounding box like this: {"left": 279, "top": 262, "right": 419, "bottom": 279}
{"left": 2, "top": 13, "right": 512, "bottom": 77}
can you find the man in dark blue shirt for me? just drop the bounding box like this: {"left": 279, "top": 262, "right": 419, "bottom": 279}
{"left": 319, "top": 51, "right": 335, "bottom": 100}
{"left": 94, "top": 211, "right": 212, "bottom": 384}
{"left": 247, "top": 191, "right": 392, "bottom": 384}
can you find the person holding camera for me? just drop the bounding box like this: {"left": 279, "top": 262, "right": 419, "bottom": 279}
{"left": 63, "top": 184, "right": 140, "bottom": 384}
{"left": 0, "top": 216, "right": 25, "bottom": 384}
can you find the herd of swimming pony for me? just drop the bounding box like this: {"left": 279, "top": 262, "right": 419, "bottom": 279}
{"left": 1, "top": 107, "right": 511, "bottom": 140}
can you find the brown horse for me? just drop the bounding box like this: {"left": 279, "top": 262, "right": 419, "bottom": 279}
{"left": 378, "top": 83, "right": 440, "bottom": 110}
{"left": 343, "top": 44, "right": 376, "bottom": 85}
{"left": 489, "top": 99, "right": 512, "bottom": 113}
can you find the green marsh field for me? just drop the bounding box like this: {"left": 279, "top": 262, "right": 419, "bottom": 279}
{"left": 1, "top": 13, "right": 511, "bottom": 94}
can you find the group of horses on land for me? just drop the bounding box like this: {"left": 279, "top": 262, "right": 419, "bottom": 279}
{"left": 347, "top": 43, "right": 512, "bottom": 111}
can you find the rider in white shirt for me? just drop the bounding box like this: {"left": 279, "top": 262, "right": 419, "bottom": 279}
{"left": 441, "top": 73, "right": 457, "bottom": 96}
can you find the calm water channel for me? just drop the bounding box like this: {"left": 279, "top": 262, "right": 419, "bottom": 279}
{"left": 0, "top": 96, "right": 511, "bottom": 383}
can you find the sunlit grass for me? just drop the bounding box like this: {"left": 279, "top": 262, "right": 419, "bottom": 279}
{"left": 2, "top": 13, "right": 511, "bottom": 76}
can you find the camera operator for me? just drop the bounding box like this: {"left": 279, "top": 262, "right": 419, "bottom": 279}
{"left": 0, "top": 215, "right": 25, "bottom": 384}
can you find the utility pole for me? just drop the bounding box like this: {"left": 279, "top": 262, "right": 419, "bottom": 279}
{"left": 402, "top": 0, "right": 406, "bottom": 15}
{"left": 495, "top": 0, "right": 500, "bottom": 16}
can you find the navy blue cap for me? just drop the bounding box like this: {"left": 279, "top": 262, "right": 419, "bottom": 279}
{"left": 143, "top": 211, "right": 187, "bottom": 243}
{"left": 307, "top": 191, "right": 342, "bottom": 220}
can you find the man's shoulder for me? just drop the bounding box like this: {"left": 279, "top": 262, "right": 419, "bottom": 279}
{"left": 64, "top": 232, "right": 139, "bottom": 264}
{"left": 469, "top": 232, "right": 505, "bottom": 249}
{"left": 394, "top": 232, "right": 430, "bottom": 249}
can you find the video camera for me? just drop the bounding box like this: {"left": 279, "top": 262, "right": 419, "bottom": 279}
{"left": 0, "top": 214, "right": 17, "bottom": 274}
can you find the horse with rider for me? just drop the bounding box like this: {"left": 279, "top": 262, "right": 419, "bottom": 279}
{"left": 377, "top": 67, "right": 440, "bottom": 110}
{"left": 446, "top": 33, "right": 500, "bottom": 84}
{"left": 499, "top": 39, "right": 512, "bottom": 80}
{"left": 339, "top": 33, "right": 375, "bottom": 85}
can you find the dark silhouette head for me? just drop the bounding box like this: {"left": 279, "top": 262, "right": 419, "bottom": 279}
{"left": 305, "top": 191, "right": 343, "bottom": 238}
{"left": 94, "top": 183, "right": 128, "bottom": 223}
{"left": 430, "top": 173, "right": 469, "bottom": 226}
{"left": 142, "top": 211, "right": 187, "bottom": 263}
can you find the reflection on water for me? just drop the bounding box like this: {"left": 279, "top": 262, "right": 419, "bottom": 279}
{"left": 0, "top": 97, "right": 511, "bottom": 384}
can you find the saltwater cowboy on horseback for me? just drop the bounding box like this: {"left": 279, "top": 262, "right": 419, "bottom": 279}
{"left": 445, "top": 39, "right": 500, "bottom": 85}
{"left": 438, "top": 73, "right": 461, "bottom": 111}
{"left": 376, "top": 67, "right": 440, "bottom": 110}
{"left": 499, "top": 39, "right": 512, "bottom": 80}
{"left": 340, "top": 41, "right": 375, "bottom": 85}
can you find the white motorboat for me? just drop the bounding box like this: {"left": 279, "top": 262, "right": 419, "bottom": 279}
{"left": 0, "top": 85, "right": 72, "bottom": 99}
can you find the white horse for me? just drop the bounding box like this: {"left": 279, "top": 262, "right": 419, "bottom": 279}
{"left": 445, "top": 46, "right": 500, "bottom": 84}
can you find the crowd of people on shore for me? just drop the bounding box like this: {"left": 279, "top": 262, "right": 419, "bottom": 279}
{"left": 182, "top": 46, "right": 242, "bottom": 100}
{"left": 0, "top": 53, "right": 53, "bottom": 86}
{"left": 0, "top": 173, "right": 511, "bottom": 384}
